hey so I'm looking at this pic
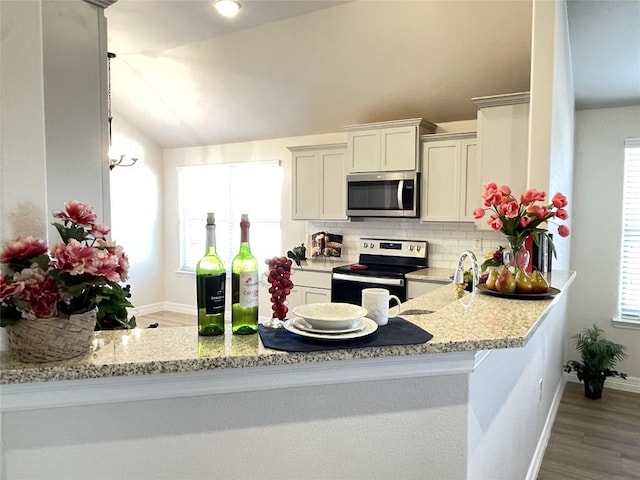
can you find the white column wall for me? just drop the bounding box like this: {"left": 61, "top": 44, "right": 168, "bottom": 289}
{"left": 42, "top": 0, "right": 110, "bottom": 239}
{"left": 0, "top": 0, "right": 109, "bottom": 243}
{"left": 528, "top": 0, "right": 575, "bottom": 271}
{"left": 0, "top": 0, "right": 48, "bottom": 243}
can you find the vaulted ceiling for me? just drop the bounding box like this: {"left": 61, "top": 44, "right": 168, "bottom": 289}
{"left": 105, "top": 0, "right": 639, "bottom": 149}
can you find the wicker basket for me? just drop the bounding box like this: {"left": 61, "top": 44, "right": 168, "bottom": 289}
{"left": 6, "top": 309, "right": 97, "bottom": 363}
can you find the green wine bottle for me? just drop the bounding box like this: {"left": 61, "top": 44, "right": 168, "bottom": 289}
{"left": 196, "top": 213, "right": 226, "bottom": 336}
{"left": 231, "top": 213, "right": 259, "bottom": 334}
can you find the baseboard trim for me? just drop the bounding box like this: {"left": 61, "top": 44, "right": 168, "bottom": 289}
{"left": 163, "top": 302, "right": 195, "bottom": 315}
{"left": 129, "top": 303, "right": 165, "bottom": 316}
{"left": 129, "top": 302, "right": 195, "bottom": 317}
{"left": 526, "top": 375, "right": 566, "bottom": 480}
{"left": 565, "top": 372, "right": 640, "bottom": 394}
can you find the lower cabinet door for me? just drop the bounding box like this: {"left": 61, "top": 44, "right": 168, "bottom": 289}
{"left": 288, "top": 286, "right": 330, "bottom": 314}
{"left": 302, "top": 287, "right": 331, "bottom": 305}
{"left": 287, "top": 288, "right": 303, "bottom": 313}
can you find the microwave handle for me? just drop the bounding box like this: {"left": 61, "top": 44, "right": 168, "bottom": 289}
{"left": 397, "top": 180, "right": 404, "bottom": 208}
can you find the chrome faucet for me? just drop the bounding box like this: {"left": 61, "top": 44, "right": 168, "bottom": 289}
{"left": 453, "top": 250, "right": 480, "bottom": 291}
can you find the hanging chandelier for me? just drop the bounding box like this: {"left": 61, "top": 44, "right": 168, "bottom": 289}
{"left": 107, "top": 51, "right": 138, "bottom": 170}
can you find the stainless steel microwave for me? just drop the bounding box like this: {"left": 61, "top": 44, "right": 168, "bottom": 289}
{"left": 346, "top": 171, "right": 420, "bottom": 218}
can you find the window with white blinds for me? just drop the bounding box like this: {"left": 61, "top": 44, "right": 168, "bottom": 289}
{"left": 618, "top": 138, "right": 640, "bottom": 323}
{"left": 178, "top": 161, "right": 282, "bottom": 275}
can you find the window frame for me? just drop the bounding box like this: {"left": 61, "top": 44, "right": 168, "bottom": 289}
{"left": 614, "top": 137, "right": 640, "bottom": 329}
{"left": 177, "top": 160, "right": 282, "bottom": 277}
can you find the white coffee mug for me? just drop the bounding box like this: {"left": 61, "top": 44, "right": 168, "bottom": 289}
{"left": 361, "top": 288, "right": 401, "bottom": 326}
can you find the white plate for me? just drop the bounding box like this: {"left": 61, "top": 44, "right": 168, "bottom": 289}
{"left": 292, "top": 303, "right": 368, "bottom": 330}
{"left": 291, "top": 317, "right": 366, "bottom": 334}
{"left": 284, "top": 317, "right": 378, "bottom": 341}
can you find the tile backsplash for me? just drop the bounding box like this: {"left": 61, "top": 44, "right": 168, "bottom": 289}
{"left": 307, "top": 218, "right": 505, "bottom": 271}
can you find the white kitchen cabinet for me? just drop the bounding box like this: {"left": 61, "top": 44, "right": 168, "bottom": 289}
{"left": 289, "top": 143, "right": 347, "bottom": 220}
{"left": 345, "top": 118, "right": 436, "bottom": 173}
{"left": 289, "top": 286, "right": 330, "bottom": 311}
{"left": 287, "top": 269, "right": 332, "bottom": 312}
{"left": 472, "top": 92, "right": 530, "bottom": 230}
{"left": 420, "top": 133, "right": 479, "bottom": 222}
{"left": 407, "top": 280, "right": 449, "bottom": 299}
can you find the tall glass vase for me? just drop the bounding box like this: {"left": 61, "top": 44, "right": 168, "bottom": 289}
{"left": 503, "top": 236, "right": 530, "bottom": 271}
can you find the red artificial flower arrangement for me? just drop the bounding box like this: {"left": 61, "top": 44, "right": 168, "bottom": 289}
{"left": 473, "top": 182, "right": 571, "bottom": 255}
{"left": 0, "top": 201, "right": 135, "bottom": 329}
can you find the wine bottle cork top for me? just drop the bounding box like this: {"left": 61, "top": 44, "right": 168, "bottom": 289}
{"left": 207, "top": 212, "right": 216, "bottom": 225}
{"left": 241, "top": 213, "right": 249, "bottom": 222}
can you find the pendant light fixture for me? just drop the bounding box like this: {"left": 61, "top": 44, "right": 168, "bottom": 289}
{"left": 214, "top": 0, "right": 241, "bottom": 18}
{"left": 107, "top": 51, "right": 138, "bottom": 170}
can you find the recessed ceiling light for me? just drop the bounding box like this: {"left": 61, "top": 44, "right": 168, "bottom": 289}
{"left": 214, "top": 0, "right": 241, "bottom": 18}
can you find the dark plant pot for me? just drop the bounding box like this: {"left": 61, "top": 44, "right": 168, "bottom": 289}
{"left": 584, "top": 382, "right": 603, "bottom": 400}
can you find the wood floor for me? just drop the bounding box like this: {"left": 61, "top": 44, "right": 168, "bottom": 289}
{"left": 538, "top": 381, "right": 640, "bottom": 479}
{"left": 135, "top": 310, "right": 196, "bottom": 328}
{"left": 137, "top": 312, "right": 640, "bottom": 479}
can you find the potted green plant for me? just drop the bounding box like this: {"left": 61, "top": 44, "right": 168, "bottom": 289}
{"left": 564, "top": 325, "right": 627, "bottom": 399}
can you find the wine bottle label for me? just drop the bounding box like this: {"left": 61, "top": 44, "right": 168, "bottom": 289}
{"left": 238, "top": 271, "right": 258, "bottom": 308}
{"left": 197, "top": 274, "right": 225, "bottom": 315}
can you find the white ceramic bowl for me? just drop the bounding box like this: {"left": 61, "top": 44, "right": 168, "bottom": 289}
{"left": 292, "top": 302, "right": 368, "bottom": 330}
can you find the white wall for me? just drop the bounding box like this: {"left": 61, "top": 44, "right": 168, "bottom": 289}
{"left": 570, "top": 105, "right": 640, "bottom": 380}
{"left": 110, "top": 112, "right": 165, "bottom": 311}
{"left": 2, "top": 375, "right": 469, "bottom": 479}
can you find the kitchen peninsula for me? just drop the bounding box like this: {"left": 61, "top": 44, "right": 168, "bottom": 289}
{"left": 1, "top": 271, "right": 575, "bottom": 480}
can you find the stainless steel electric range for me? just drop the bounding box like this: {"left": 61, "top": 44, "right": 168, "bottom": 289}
{"left": 331, "top": 238, "right": 428, "bottom": 305}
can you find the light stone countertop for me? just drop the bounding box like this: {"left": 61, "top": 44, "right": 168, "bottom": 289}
{"left": 0, "top": 271, "right": 575, "bottom": 385}
{"left": 294, "top": 258, "right": 352, "bottom": 273}
{"left": 405, "top": 267, "right": 454, "bottom": 282}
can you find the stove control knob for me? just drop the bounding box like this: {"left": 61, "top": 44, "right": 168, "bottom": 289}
{"left": 369, "top": 243, "right": 374, "bottom": 248}
{"left": 409, "top": 245, "right": 415, "bottom": 251}
{"left": 362, "top": 242, "right": 368, "bottom": 249}
{"left": 416, "top": 246, "right": 422, "bottom": 252}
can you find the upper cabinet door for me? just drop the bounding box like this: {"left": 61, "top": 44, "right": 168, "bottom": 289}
{"left": 420, "top": 134, "right": 478, "bottom": 223}
{"left": 421, "top": 139, "right": 461, "bottom": 221}
{"left": 345, "top": 118, "right": 435, "bottom": 173}
{"left": 347, "top": 130, "right": 380, "bottom": 172}
{"left": 472, "top": 93, "right": 530, "bottom": 230}
{"left": 380, "top": 126, "right": 417, "bottom": 171}
{"left": 290, "top": 143, "right": 348, "bottom": 221}
{"left": 291, "top": 152, "right": 320, "bottom": 219}
{"left": 320, "top": 150, "right": 347, "bottom": 220}
{"left": 459, "top": 139, "right": 480, "bottom": 222}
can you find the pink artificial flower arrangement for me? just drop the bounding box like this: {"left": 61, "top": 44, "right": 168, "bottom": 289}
{"left": 0, "top": 201, "right": 134, "bottom": 328}
{"left": 473, "top": 182, "right": 571, "bottom": 255}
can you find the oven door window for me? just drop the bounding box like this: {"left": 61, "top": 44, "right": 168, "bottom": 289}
{"left": 348, "top": 180, "right": 404, "bottom": 211}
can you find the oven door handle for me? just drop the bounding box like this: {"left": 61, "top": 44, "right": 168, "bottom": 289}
{"left": 332, "top": 273, "right": 405, "bottom": 287}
